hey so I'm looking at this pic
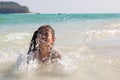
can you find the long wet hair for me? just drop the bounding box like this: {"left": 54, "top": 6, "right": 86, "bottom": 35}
{"left": 27, "top": 25, "right": 55, "bottom": 54}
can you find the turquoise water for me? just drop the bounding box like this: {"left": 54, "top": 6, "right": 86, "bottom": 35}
{"left": 0, "top": 13, "right": 120, "bottom": 34}
{"left": 1, "top": 14, "right": 120, "bottom": 24}
{"left": 0, "top": 14, "right": 120, "bottom": 80}
{"left": 1, "top": 14, "right": 120, "bottom": 26}
{"left": 1, "top": 14, "right": 120, "bottom": 31}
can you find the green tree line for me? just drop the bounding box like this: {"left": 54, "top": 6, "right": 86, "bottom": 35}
{"left": 0, "top": 1, "right": 29, "bottom": 13}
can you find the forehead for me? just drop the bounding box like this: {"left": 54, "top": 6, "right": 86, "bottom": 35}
{"left": 39, "top": 28, "right": 52, "bottom": 33}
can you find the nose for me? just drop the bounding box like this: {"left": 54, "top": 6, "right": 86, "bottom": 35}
{"left": 40, "top": 36, "right": 48, "bottom": 42}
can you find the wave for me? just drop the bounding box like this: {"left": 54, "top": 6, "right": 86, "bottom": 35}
{"left": 4, "top": 32, "right": 31, "bottom": 42}
{"left": 14, "top": 53, "right": 77, "bottom": 74}
{"left": 0, "top": 44, "right": 120, "bottom": 80}
{"left": 80, "top": 29, "right": 120, "bottom": 40}
{"left": 109, "top": 23, "right": 120, "bottom": 28}
{"left": 102, "top": 22, "right": 120, "bottom": 29}
{"left": 2, "top": 30, "right": 120, "bottom": 42}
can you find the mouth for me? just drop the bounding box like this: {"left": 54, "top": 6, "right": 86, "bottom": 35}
{"left": 39, "top": 40, "right": 52, "bottom": 52}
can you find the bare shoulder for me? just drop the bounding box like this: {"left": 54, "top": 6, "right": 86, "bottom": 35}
{"left": 50, "top": 47, "right": 62, "bottom": 59}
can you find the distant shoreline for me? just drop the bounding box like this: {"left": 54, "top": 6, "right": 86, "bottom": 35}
{"left": 0, "top": 12, "right": 120, "bottom": 15}
{"left": 0, "top": 1, "right": 29, "bottom": 14}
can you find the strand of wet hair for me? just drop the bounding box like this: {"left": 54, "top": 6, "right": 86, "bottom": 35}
{"left": 27, "top": 30, "right": 38, "bottom": 54}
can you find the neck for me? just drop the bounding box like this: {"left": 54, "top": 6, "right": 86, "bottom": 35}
{"left": 38, "top": 44, "right": 53, "bottom": 62}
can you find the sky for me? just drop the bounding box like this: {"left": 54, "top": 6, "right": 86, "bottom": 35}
{"left": 2, "top": 0, "right": 120, "bottom": 13}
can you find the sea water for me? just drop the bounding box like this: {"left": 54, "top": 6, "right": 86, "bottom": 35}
{"left": 0, "top": 14, "right": 120, "bottom": 80}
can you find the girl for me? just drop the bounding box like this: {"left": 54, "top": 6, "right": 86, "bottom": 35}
{"left": 27, "top": 25, "right": 61, "bottom": 64}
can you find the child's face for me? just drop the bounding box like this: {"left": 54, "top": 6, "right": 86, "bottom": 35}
{"left": 38, "top": 30, "right": 54, "bottom": 45}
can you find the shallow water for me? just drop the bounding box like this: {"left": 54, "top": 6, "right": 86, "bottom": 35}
{"left": 0, "top": 14, "right": 120, "bottom": 80}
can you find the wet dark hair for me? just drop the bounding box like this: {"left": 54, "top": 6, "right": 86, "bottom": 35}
{"left": 37, "top": 25, "right": 55, "bottom": 39}
{"left": 27, "top": 25, "right": 55, "bottom": 54}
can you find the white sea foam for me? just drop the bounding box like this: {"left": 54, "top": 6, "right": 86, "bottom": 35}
{"left": 80, "top": 29, "right": 120, "bottom": 40}
{"left": 104, "top": 23, "right": 120, "bottom": 28}
{"left": 4, "top": 32, "right": 31, "bottom": 42}
{"left": 0, "top": 50, "right": 17, "bottom": 63}
{"left": 110, "top": 23, "right": 120, "bottom": 28}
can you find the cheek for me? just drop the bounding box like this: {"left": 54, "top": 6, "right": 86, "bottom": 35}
{"left": 49, "top": 36, "right": 54, "bottom": 42}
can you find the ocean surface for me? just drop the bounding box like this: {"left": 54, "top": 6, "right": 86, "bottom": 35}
{"left": 0, "top": 14, "right": 120, "bottom": 80}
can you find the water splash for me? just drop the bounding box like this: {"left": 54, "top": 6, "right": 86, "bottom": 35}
{"left": 14, "top": 53, "right": 77, "bottom": 75}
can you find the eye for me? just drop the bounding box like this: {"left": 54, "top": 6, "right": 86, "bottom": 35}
{"left": 38, "top": 34, "right": 41, "bottom": 38}
{"left": 45, "top": 32, "right": 48, "bottom": 36}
